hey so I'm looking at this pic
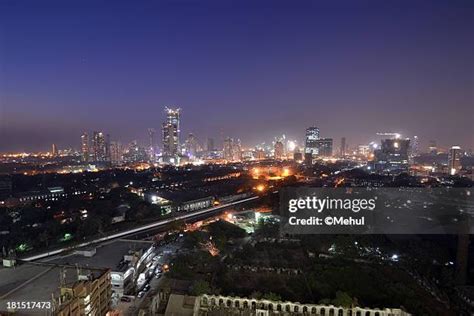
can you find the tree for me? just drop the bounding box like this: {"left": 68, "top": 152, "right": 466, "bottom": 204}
{"left": 262, "top": 292, "right": 282, "bottom": 301}
{"left": 191, "top": 280, "right": 212, "bottom": 296}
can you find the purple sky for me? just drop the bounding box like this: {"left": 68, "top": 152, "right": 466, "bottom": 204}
{"left": 0, "top": 0, "right": 473, "bottom": 152}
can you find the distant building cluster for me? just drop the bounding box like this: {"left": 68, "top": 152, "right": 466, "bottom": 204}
{"left": 16, "top": 105, "right": 466, "bottom": 179}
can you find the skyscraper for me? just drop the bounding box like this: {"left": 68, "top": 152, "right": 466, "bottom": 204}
{"left": 207, "top": 138, "right": 215, "bottom": 152}
{"left": 304, "top": 127, "right": 320, "bottom": 156}
{"left": 81, "top": 132, "right": 89, "bottom": 162}
{"left": 92, "top": 131, "right": 110, "bottom": 162}
{"left": 274, "top": 141, "right": 284, "bottom": 160}
{"left": 110, "top": 141, "right": 123, "bottom": 166}
{"left": 162, "top": 107, "right": 181, "bottom": 162}
{"left": 316, "top": 138, "right": 333, "bottom": 157}
{"left": 233, "top": 139, "right": 242, "bottom": 161}
{"left": 448, "top": 146, "right": 462, "bottom": 175}
{"left": 340, "top": 137, "right": 346, "bottom": 158}
{"left": 411, "top": 136, "right": 419, "bottom": 157}
{"left": 148, "top": 128, "right": 156, "bottom": 161}
{"left": 373, "top": 138, "right": 410, "bottom": 174}
{"left": 223, "top": 137, "right": 234, "bottom": 161}
{"left": 184, "top": 133, "right": 201, "bottom": 158}
{"left": 51, "top": 143, "right": 58, "bottom": 157}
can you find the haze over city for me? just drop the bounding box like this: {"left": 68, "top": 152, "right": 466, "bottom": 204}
{"left": 1, "top": 0, "right": 473, "bottom": 152}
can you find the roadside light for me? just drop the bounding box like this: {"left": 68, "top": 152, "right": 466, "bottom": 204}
{"left": 256, "top": 184, "right": 265, "bottom": 192}
{"left": 282, "top": 168, "right": 290, "bottom": 177}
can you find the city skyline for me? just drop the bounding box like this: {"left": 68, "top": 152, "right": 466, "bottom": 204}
{"left": 1, "top": 0, "right": 473, "bottom": 151}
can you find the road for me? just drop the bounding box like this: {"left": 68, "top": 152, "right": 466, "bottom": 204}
{"left": 21, "top": 195, "right": 260, "bottom": 262}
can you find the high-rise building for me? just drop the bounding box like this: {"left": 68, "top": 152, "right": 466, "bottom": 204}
{"left": 316, "top": 138, "right": 333, "bottom": 157}
{"left": 223, "top": 137, "right": 234, "bottom": 161}
{"left": 80, "top": 132, "right": 89, "bottom": 162}
{"left": 448, "top": 146, "right": 462, "bottom": 175}
{"left": 110, "top": 141, "right": 123, "bottom": 166}
{"left": 207, "top": 138, "right": 215, "bottom": 152}
{"left": 233, "top": 139, "right": 242, "bottom": 161}
{"left": 274, "top": 141, "right": 284, "bottom": 160}
{"left": 123, "top": 141, "right": 148, "bottom": 163}
{"left": 91, "top": 131, "right": 110, "bottom": 162}
{"left": 304, "top": 127, "right": 320, "bottom": 155}
{"left": 162, "top": 107, "right": 181, "bottom": 162}
{"left": 184, "top": 133, "right": 200, "bottom": 158}
{"left": 411, "top": 136, "right": 419, "bottom": 157}
{"left": 148, "top": 128, "right": 156, "bottom": 161}
{"left": 52, "top": 143, "right": 58, "bottom": 157}
{"left": 340, "top": 137, "right": 346, "bottom": 158}
{"left": 373, "top": 138, "right": 410, "bottom": 174}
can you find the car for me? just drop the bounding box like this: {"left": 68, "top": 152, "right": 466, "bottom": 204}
{"left": 137, "top": 291, "right": 145, "bottom": 298}
{"left": 155, "top": 273, "right": 162, "bottom": 279}
{"left": 144, "top": 284, "right": 151, "bottom": 292}
{"left": 120, "top": 296, "right": 132, "bottom": 302}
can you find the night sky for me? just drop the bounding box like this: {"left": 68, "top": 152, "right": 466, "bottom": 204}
{"left": 0, "top": 0, "right": 473, "bottom": 152}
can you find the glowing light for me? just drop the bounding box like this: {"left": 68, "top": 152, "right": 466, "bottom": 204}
{"left": 287, "top": 141, "right": 296, "bottom": 151}
{"left": 256, "top": 184, "right": 265, "bottom": 192}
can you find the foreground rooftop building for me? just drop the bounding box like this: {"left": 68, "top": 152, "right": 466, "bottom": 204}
{"left": 157, "top": 294, "right": 411, "bottom": 316}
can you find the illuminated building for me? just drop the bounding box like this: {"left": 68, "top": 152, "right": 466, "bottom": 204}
{"left": 340, "top": 137, "right": 346, "bottom": 158}
{"left": 162, "top": 107, "right": 181, "bottom": 163}
{"left": 233, "top": 139, "right": 242, "bottom": 161}
{"left": 223, "top": 137, "right": 234, "bottom": 161}
{"left": 304, "top": 127, "right": 320, "bottom": 155}
{"left": 56, "top": 268, "right": 111, "bottom": 316}
{"left": 315, "top": 138, "right": 333, "bottom": 157}
{"left": 293, "top": 150, "right": 303, "bottom": 162}
{"left": 373, "top": 138, "right": 410, "bottom": 174}
{"left": 411, "top": 135, "right": 419, "bottom": 158}
{"left": 81, "top": 132, "right": 89, "bottom": 162}
{"left": 207, "top": 137, "right": 215, "bottom": 152}
{"left": 184, "top": 133, "right": 202, "bottom": 158}
{"left": 274, "top": 140, "right": 284, "bottom": 160}
{"left": 148, "top": 128, "right": 156, "bottom": 162}
{"left": 109, "top": 141, "right": 123, "bottom": 166}
{"left": 255, "top": 149, "right": 266, "bottom": 160}
{"left": 92, "top": 131, "right": 110, "bottom": 162}
{"left": 52, "top": 143, "right": 58, "bottom": 157}
{"left": 448, "top": 146, "right": 462, "bottom": 175}
{"left": 123, "top": 141, "right": 148, "bottom": 163}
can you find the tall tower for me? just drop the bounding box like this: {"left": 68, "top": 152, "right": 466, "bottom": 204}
{"left": 412, "top": 136, "right": 419, "bottom": 157}
{"left": 233, "top": 139, "right": 242, "bottom": 161}
{"left": 448, "top": 146, "right": 462, "bottom": 175}
{"left": 305, "top": 127, "right": 320, "bottom": 156}
{"left": 51, "top": 143, "right": 58, "bottom": 157}
{"left": 340, "top": 137, "right": 346, "bottom": 158}
{"left": 148, "top": 128, "right": 156, "bottom": 161}
{"left": 110, "top": 141, "right": 123, "bottom": 166}
{"left": 81, "top": 132, "right": 89, "bottom": 162}
{"left": 162, "top": 107, "right": 181, "bottom": 162}
{"left": 92, "top": 131, "right": 109, "bottom": 162}
{"left": 274, "top": 141, "right": 284, "bottom": 160}
{"left": 223, "top": 137, "right": 233, "bottom": 161}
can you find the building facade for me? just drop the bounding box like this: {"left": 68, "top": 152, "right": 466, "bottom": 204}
{"left": 162, "top": 107, "right": 181, "bottom": 163}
